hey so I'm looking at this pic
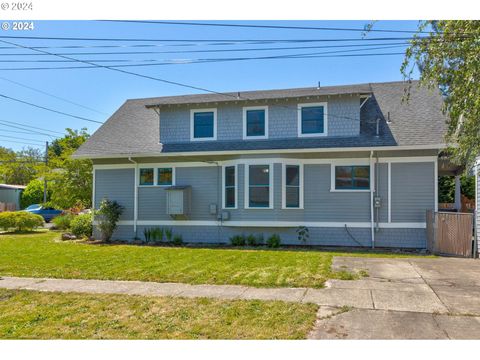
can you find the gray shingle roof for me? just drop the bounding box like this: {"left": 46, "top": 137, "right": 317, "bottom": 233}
{"left": 74, "top": 80, "right": 447, "bottom": 158}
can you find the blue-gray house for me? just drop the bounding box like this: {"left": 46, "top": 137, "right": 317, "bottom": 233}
{"left": 74, "top": 80, "right": 448, "bottom": 248}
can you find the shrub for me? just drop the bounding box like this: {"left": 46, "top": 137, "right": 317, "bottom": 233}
{"left": 172, "top": 234, "right": 183, "bottom": 246}
{"left": 230, "top": 234, "right": 246, "bottom": 246}
{"left": 52, "top": 213, "right": 75, "bottom": 230}
{"left": 70, "top": 213, "right": 93, "bottom": 238}
{"left": 95, "top": 199, "right": 124, "bottom": 242}
{"left": 165, "top": 228, "right": 173, "bottom": 242}
{"left": 152, "top": 227, "right": 164, "bottom": 242}
{"left": 20, "top": 179, "right": 49, "bottom": 209}
{"left": 246, "top": 234, "right": 257, "bottom": 246}
{"left": 266, "top": 234, "right": 281, "bottom": 248}
{"left": 256, "top": 233, "right": 264, "bottom": 245}
{"left": 0, "top": 211, "right": 44, "bottom": 232}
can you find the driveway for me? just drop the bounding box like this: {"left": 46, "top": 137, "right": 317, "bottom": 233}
{"left": 309, "top": 256, "right": 480, "bottom": 339}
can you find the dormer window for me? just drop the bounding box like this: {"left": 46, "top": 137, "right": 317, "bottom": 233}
{"left": 190, "top": 108, "right": 217, "bottom": 141}
{"left": 298, "top": 102, "right": 328, "bottom": 137}
{"left": 243, "top": 106, "right": 268, "bottom": 139}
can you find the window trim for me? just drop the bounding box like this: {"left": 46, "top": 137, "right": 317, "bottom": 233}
{"left": 138, "top": 166, "right": 176, "bottom": 187}
{"left": 244, "top": 163, "right": 274, "bottom": 210}
{"left": 281, "top": 163, "right": 304, "bottom": 209}
{"left": 222, "top": 164, "right": 238, "bottom": 209}
{"left": 297, "top": 102, "right": 328, "bottom": 137}
{"left": 330, "top": 160, "right": 370, "bottom": 192}
{"left": 190, "top": 108, "right": 217, "bottom": 141}
{"left": 242, "top": 105, "right": 269, "bottom": 140}
{"left": 139, "top": 167, "right": 155, "bottom": 186}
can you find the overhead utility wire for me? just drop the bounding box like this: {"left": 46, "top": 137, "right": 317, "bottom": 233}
{"left": 0, "top": 76, "right": 107, "bottom": 115}
{"left": 104, "top": 20, "right": 435, "bottom": 34}
{"left": 0, "top": 93, "right": 103, "bottom": 124}
{"left": 0, "top": 134, "right": 45, "bottom": 143}
{"left": 0, "top": 42, "right": 411, "bottom": 56}
{"left": 0, "top": 119, "right": 66, "bottom": 135}
{"left": 0, "top": 139, "right": 43, "bottom": 147}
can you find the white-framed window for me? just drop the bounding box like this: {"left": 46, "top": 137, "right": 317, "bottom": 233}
{"left": 222, "top": 164, "right": 237, "bottom": 209}
{"left": 297, "top": 102, "right": 328, "bottom": 137}
{"left": 330, "top": 160, "right": 370, "bottom": 192}
{"left": 244, "top": 163, "right": 273, "bottom": 209}
{"left": 282, "top": 163, "right": 304, "bottom": 209}
{"left": 242, "top": 106, "right": 268, "bottom": 139}
{"left": 190, "top": 108, "right": 217, "bottom": 141}
{"left": 139, "top": 167, "right": 176, "bottom": 187}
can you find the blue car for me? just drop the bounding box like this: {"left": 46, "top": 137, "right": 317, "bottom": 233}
{"left": 25, "top": 204, "right": 63, "bottom": 222}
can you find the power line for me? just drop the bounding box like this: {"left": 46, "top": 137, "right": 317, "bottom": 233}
{"left": 0, "top": 128, "right": 58, "bottom": 138}
{"left": 0, "top": 93, "right": 103, "bottom": 124}
{"left": 0, "top": 139, "right": 43, "bottom": 147}
{"left": 0, "top": 76, "right": 108, "bottom": 115}
{"left": 0, "top": 38, "right": 248, "bottom": 99}
{"left": 105, "top": 20, "right": 434, "bottom": 34}
{"left": 0, "top": 119, "right": 66, "bottom": 136}
{"left": 0, "top": 51, "right": 407, "bottom": 71}
{"left": 0, "top": 134, "right": 45, "bottom": 143}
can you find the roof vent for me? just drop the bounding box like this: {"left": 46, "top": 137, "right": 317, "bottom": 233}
{"left": 237, "top": 92, "right": 241, "bottom": 99}
{"left": 386, "top": 111, "right": 392, "bottom": 124}
{"left": 317, "top": 81, "right": 321, "bottom": 89}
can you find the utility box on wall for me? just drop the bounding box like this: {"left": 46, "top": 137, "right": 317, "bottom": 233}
{"left": 165, "top": 186, "right": 191, "bottom": 219}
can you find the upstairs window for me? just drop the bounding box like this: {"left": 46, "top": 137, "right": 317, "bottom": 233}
{"left": 247, "top": 164, "right": 272, "bottom": 208}
{"left": 139, "top": 168, "right": 154, "bottom": 186}
{"left": 191, "top": 109, "right": 217, "bottom": 140}
{"left": 335, "top": 165, "right": 370, "bottom": 190}
{"left": 223, "top": 165, "right": 236, "bottom": 209}
{"left": 298, "top": 102, "right": 328, "bottom": 137}
{"left": 243, "top": 106, "right": 268, "bottom": 139}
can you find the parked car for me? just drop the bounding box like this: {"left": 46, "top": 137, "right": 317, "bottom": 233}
{"left": 24, "top": 204, "right": 63, "bottom": 222}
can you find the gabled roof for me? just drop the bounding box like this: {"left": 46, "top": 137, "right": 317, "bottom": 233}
{"left": 74, "top": 80, "right": 447, "bottom": 158}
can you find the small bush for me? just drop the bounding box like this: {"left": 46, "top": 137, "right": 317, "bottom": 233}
{"left": 256, "top": 233, "right": 264, "bottom": 245}
{"left": 95, "top": 199, "right": 124, "bottom": 242}
{"left": 0, "top": 211, "right": 44, "bottom": 232}
{"left": 52, "top": 213, "right": 74, "bottom": 230}
{"left": 230, "top": 234, "right": 246, "bottom": 246}
{"left": 266, "top": 234, "right": 281, "bottom": 248}
{"left": 165, "top": 228, "right": 173, "bottom": 242}
{"left": 70, "top": 213, "right": 93, "bottom": 238}
{"left": 172, "top": 234, "right": 183, "bottom": 246}
{"left": 246, "top": 234, "right": 257, "bottom": 246}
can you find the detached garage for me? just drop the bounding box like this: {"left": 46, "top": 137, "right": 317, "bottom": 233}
{"left": 0, "top": 184, "right": 26, "bottom": 211}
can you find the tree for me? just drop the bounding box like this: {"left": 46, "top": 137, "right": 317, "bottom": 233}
{"left": 401, "top": 21, "right": 480, "bottom": 168}
{"left": 20, "top": 179, "right": 50, "bottom": 209}
{"left": 0, "top": 146, "right": 44, "bottom": 185}
{"left": 46, "top": 128, "right": 93, "bottom": 209}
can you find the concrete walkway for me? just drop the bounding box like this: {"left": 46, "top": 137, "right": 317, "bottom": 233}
{"left": 1, "top": 256, "right": 480, "bottom": 339}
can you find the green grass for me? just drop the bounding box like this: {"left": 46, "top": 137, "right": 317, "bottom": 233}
{"left": 0, "top": 231, "right": 430, "bottom": 288}
{"left": 0, "top": 288, "right": 317, "bottom": 339}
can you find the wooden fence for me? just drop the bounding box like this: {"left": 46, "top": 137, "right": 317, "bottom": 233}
{"left": 0, "top": 202, "right": 16, "bottom": 212}
{"left": 426, "top": 210, "right": 474, "bottom": 257}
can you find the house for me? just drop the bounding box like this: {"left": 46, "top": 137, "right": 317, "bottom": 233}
{"left": 0, "top": 184, "right": 26, "bottom": 211}
{"left": 74, "top": 80, "right": 449, "bottom": 248}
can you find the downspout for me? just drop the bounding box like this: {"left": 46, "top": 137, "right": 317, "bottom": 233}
{"left": 370, "top": 151, "right": 375, "bottom": 249}
{"left": 375, "top": 152, "right": 380, "bottom": 232}
{"left": 128, "top": 157, "right": 138, "bottom": 238}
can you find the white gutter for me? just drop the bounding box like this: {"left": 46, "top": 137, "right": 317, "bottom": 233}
{"left": 370, "top": 150, "right": 375, "bottom": 249}
{"left": 128, "top": 157, "right": 138, "bottom": 236}
{"left": 73, "top": 144, "right": 447, "bottom": 160}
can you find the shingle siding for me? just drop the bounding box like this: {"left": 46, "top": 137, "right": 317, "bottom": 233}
{"left": 159, "top": 96, "right": 360, "bottom": 143}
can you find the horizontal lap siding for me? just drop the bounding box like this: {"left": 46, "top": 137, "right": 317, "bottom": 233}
{"left": 391, "top": 162, "right": 434, "bottom": 222}
{"left": 95, "top": 169, "right": 134, "bottom": 221}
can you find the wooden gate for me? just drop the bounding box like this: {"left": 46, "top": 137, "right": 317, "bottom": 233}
{"left": 426, "top": 210, "right": 474, "bottom": 257}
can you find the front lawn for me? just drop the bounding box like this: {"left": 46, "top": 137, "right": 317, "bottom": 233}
{"left": 0, "top": 288, "right": 317, "bottom": 339}
{"left": 0, "top": 231, "right": 426, "bottom": 288}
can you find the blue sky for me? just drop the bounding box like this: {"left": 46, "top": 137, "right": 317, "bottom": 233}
{"left": 0, "top": 20, "right": 421, "bottom": 151}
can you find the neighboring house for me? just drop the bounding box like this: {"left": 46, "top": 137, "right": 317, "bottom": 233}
{"left": 74, "top": 80, "right": 449, "bottom": 248}
{"left": 0, "top": 184, "right": 26, "bottom": 211}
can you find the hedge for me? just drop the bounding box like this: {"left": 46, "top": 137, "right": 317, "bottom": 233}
{"left": 0, "top": 211, "right": 44, "bottom": 232}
